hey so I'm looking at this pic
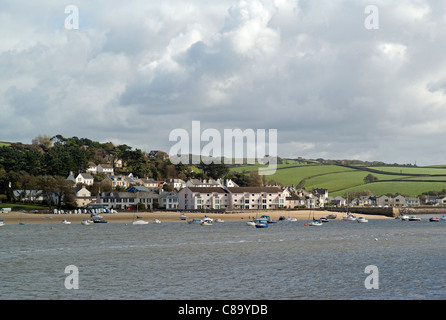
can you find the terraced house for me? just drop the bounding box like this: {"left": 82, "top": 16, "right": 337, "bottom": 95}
{"left": 177, "top": 186, "right": 286, "bottom": 210}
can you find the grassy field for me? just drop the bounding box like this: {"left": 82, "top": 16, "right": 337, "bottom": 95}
{"left": 230, "top": 162, "right": 446, "bottom": 197}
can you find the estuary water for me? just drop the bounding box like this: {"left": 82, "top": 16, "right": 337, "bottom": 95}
{"left": 0, "top": 218, "right": 444, "bottom": 300}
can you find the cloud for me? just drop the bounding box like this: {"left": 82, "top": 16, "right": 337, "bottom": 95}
{"left": 1, "top": 0, "right": 446, "bottom": 165}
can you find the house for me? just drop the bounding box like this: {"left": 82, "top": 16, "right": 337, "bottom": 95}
{"left": 376, "top": 195, "right": 391, "bottom": 207}
{"left": 102, "top": 175, "right": 128, "bottom": 189}
{"left": 186, "top": 179, "right": 221, "bottom": 188}
{"left": 405, "top": 197, "right": 420, "bottom": 207}
{"left": 393, "top": 195, "right": 406, "bottom": 207}
{"left": 13, "top": 190, "right": 44, "bottom": 202}
{"left": 226, "top": 187, "right": 286, "bottom": 210}
{"left": 159, "top": 192, "right": 179, "bottom": 209}
{"left": 178, "top": 187, "right": 230, "bottom": 210}
{"left": 74, "top": 185, "right": 93, "bottom": 208}
{"left": 165, "top": 179, "right": 186, "bottom": 191}
{"left": 75, "top": 173, "right": 94, "bottom": 186}
{"left": 86, "top": 165, "right": 97, "bottom": 175}
{"left": 97, "top": 164, "right": 114, "bottom": 175}
{"left": 141, "top": 178, "right": 158, "bottom": 188}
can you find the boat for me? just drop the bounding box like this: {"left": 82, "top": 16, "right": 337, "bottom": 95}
{"left": 343, "top": 214, "right": 357, "bottom": 221}
{"left": 357, "top": 217, "right": 368, "bottom": 223}
{"left": 408, "top": 216, "right": 421, "bottom": 221}
{"left": 286, "top": 217, "right": 298, "bottom": 222}
{"left": 81, "top": 219, "right": 92, "bottom": 225}
{"left": 215, "top": 218, "right": 224, "bottom": 223}
{"left": 400, "top": 214, "right": 409, "bottom": 221}
{"left": 153, "top": 219, "right": 161, "bottom": 224}
{"left": 440, "top": 215, "right": 446, "bottom": 221}
{"left": 326, "top": 214, "right": 337, "bottom": 220}
{"left": 180, "top": 214, "right": 187, "bottom": 220}
{"left": 320, "top": 217, "right": 329, "bottom": 223}
{"left": 429, "top": 217, "right": 440, "bottom": 222}
{"left": 133, "top": 219, "right": 149, "bottom": 225}
{"left": 309, "top": 218, "right": 323, "bottom": 226}
{"left": 93, "top": 219, "right": 108, "bottom": 223}
{"left": 0, "top": 220, "right": 5, "bottom": 226}
{"left": 255, "top": 221, "right": 268, "bottom": 228}
{"left": 188, "top": 218, "right": 202, "bottom": 224}
{"left": 255, "top": 215, "right": 277, "bottom": 224}
{"left": 61, "top": 219, "right": 71, "bottom": 225}
{"left": 200, "top": 216, "right": 213, "bottom": 226}
{"left": 246, "top": 221, "right": 256, "bottom": 226}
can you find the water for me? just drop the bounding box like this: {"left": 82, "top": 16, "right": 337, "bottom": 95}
{"left": 0, "top": 219, "right": 445, "bottom": 300}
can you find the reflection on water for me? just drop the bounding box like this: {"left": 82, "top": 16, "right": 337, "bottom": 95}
{"left": 0, "top": 219, "right": 445, "bottom": 299}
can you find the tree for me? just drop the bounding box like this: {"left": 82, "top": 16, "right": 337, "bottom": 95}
{"left": 364, "top": 174, "right": 378, "bottom": 184}
{"left": 247, "top": 170, "right": 263, "bottom": 187}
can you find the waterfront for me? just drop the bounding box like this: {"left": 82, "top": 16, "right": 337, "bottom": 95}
{"left": 0, "top": 218, "right": 444, "bottom": 300}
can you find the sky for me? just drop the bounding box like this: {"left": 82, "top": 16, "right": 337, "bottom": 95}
{"left": 1, "top": 0, "right": 446, "bottom": 165}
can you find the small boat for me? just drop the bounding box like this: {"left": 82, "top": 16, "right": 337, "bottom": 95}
{"left": 343, "top": 214, "right": 357, "bottom": 221}
{"left": 440, "top": 215, "right": 446, "bottom": 221}
{"left": 255, "top": 221, "right": 268, "bottom": 228}
{"left": 429, "top": 217, "right": 440, "bottom": 222}
{"left": 408, "top": 216, "right": 421, "bottom": 221}
{"left": 215, "top": 218, "right": 224, "bottom": 223}
{"left": 286, "top": 217, "right": 298, "bottom": 222}
{"left": 0, "top": 220, "right": 5, "bottom": 226}
{"left": 133, "top": 220, "right": 149, "bottom": 225}
{"left": 61, "top": 219, "right": 71, "bottom": 225}
{"left": 246, "top": 221, "right": 256, "bottom": 226}
{"left": 180, "top": 214, "right": 187, "bottom": 220}
{"left": 357, "top": 217, "right": 368, "bottom": 223}
{"left": 400, "top": 214, "right": 409, "bottom": 221}
{"left": 326, "top": 214, "right": 337, "bottom": 220}
{"left": 200, "top": 217, "right": 213, "bottom": 226}
{"left": 93, "top": 219, "right": 108, "bottom": 223}
{"left": 153, "top": 219, "right": 161, "bottom": 224}
{"left": 81, "top": 219, "right": 92, "bottom": 225}
{"left": 188, "top": 218, "right": 202, "bottom": 224}
{"left": 320, "top": 217, "right": 329, "bottom": 223}
{"left": 309, "top": 219, "right": 323, "bottom": 226}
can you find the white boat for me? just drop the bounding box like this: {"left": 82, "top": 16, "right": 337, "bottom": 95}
{"left": 0, "top": 220, "right": 5, "bottom": 226}
{"left": 200, "top": 216, "right": 213, "bottom": 226}
{"left": 309, "top": 219, "right": 323, "bottom": 226}
{"left": 286, "top": 217, "right": 298, "bottom": 222}
{"left": 400, "top": 214, "right": 409, "bottom": 221}
{"left": 429, "top": 217, "right": 440, "bottom": 222}
{"left": 326, "top": 214, "right": 337, "bottom": 220}
{"left": 343, "top": 214, "right": 357, "bottom": 221}
{"left": 357, "top": 217, "right": 368, "bottom": 223}
{"left": 215, "top": 218, "right": 224, "bottom": 223}
{"left": 81, "top": 219, "right": 92, "bottom": 225}
{"left": 133, "top": 219, "right": 149, "bottom": 225}
{"left": 153, "top": 219, "right": 161, "bottom": 224}
{"left": 180, "top": 214, "right": 187, "bottom": 220}
{"left": 188, "top": 218, "right": 202, "bottom": 224}
{"left": 61, "top": 219, "right": 71, "bottom": 225}
{"left": 255, "top": 221, "right": 268, "bottom": 228}
{"left": 408, "top": 216, "right": 421, "bottom": 221}
{"left": 246, "top": 221, "right": 256, "bottom": 226}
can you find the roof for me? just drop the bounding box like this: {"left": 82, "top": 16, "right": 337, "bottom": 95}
{"left": 187, "top": 187, "right": 229, "bottom": 194}
{"left": 226, "top": 187, "right": 283, "bottom": 193}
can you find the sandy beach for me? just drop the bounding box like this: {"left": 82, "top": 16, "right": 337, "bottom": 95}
{"left": 0, "top": 210, "right": 392, "bottom": 224}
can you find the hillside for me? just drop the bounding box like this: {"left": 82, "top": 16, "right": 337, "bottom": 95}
{"left": 229, "top": 161, "right": 446, "bottom": 197}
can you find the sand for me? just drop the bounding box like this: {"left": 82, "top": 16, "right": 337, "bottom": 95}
{"left": 0, "top": 210, "right": 392, "bottom": 224}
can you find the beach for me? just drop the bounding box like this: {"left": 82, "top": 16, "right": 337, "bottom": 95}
{"left": 0, "top": 210, "right": 392, "bottom": 224}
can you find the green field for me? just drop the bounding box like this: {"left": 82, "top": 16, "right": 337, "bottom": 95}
{"left": 230, "top": 163, "right": 446, "bottom": 197}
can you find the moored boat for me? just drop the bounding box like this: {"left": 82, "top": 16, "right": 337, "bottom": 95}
{"left": 309, "top": 219, "right": 323, "bottom": 226}
{"left": 255, "top": 221, "right": 268, "bottom": 228}
{"left": 400, "top": 214, "right": 409, "bottom": 221}
{"left": 153, "top": 219, "right": 161, "bottom": 224}
{"left": 357, "top": 217, "right": 368, "bottom": 223}
{"left": 408, "top": 216, "right": 421, "bottom": 221}
{"left": 81, "top": 219, "right": 92, "bottom": 225}
{"left": 0, "top": 220, "right": 5, "bottom": 226}
{"left": 180, "top": 214, "right": 187, "bottom": 220}
{"left": 200, "top": 217, "right": 213, "bottom": 226}
{"left": 215, "top": 218, "right": 224, "bottom": 223}
{"left": 429, "top": 217, "right": 440, "bottom": 222}
{"left": 343, "top": 214, "right": 357, "bottom": 221}
{"left": 326, "top": 214, "right": 337, "bottom": 220}
{"left": 188, "top": 218, "right": 202, "bottom": 224}
{"left": 246, "top": 221, "right": 256, "bottom": 226}
{"left": 133, "top": 219, "right": 149, "bottom": 225}
{"left": 61, "top": 219, "right": 71, "bottom": 225}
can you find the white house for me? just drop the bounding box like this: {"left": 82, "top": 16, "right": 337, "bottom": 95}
{"left": 97, "top": 164, "right": 114, "bottom": 175}
{"left": 178, "top": 187, "right": 230, "bottom": 210}
{"left": 75, "top": 173, "right": 94, "bottom": 186}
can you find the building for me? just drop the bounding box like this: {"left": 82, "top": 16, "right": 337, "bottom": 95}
{"left": 74, "top": 185, "right": 94, "bottom": 208}
{"left": 178, "top": 187, "right": 230, "bottom": 210}
{"left": 75, "top": 173, "right": 94, "bottom": 186}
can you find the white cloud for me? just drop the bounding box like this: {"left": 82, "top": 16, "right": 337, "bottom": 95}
{"left": 1, "top": 0, "right": 446, "bottom": 165}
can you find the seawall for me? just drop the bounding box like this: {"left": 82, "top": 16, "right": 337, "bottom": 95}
{"left": 326, "top": 206, "right": 446, "bottom": 217}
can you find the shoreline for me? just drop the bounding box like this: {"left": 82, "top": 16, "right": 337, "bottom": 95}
{"left": 0, "top": 210, "right": 393, "bottom": 224}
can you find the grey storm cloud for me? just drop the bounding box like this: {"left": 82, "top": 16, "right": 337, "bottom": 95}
{"left": 1, "top": 0, "right": 446, "bottom": 165}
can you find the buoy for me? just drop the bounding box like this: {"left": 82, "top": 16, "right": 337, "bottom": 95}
{"left": 385, "top": 238, "right": 388, "bottom": 241}
{"left": 304, "top": 223, "right": 307, "bottom": 226}
{"left": 374, "top": 238, "right": 378, "bottom": 241}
